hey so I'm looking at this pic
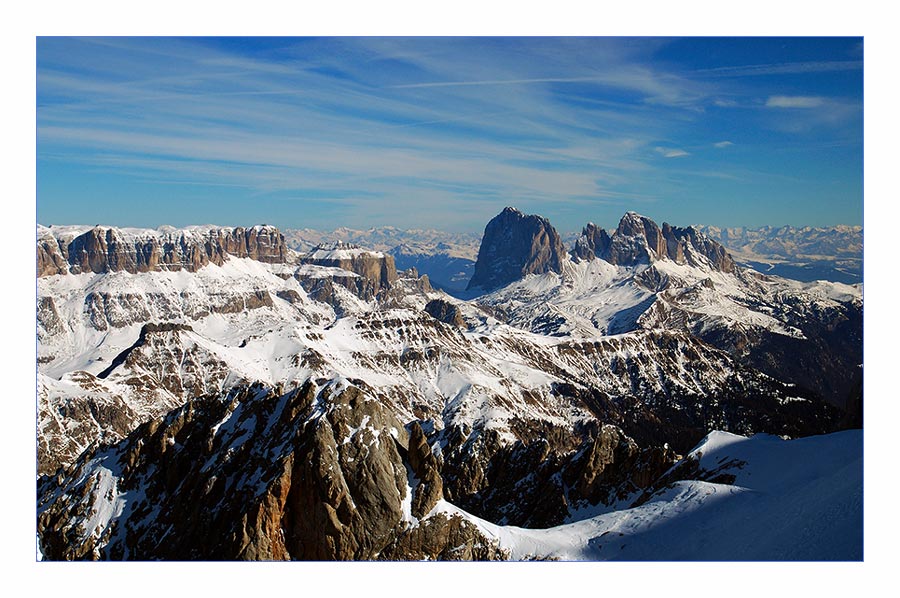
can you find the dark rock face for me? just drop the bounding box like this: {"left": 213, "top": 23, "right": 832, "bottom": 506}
{"left": 665, "top": 223, "right": 735, "bottom": 273}
{"left": 433, "top": 339, "right": 841, "bottom": 531}
{"left": 381, "top": 512, "right": 509, "bottom": 560}
{"left": 574, "top": 212, "right": 735, "bottom": 272}
{"left": 37, "top": 381, "right": 505, "bottom": 561}
{"left": 438, "top": 420, "right": 677, "bottom": 529}
{"left": 572, "top": 223, "right": 612, "bottom": 262}
{"left": 424, "top": 299, "right": 466, "bottom": 328}
{"left": 405, "top": 422, "right": 444, "bottom": 518}
{"left": 700, "top": 301, "right": 864, "bottom": 409}
{"left": 38, "top": 225, "right": 288, "bottom": 277}
{"left": 467, "top": 207, "right": 568, "bottom": 292}
{"left": 608, "top": 212, "right": 670, "bottom": 265}
{"left": 563, "top": 424, "right": 676, "bottom": 506}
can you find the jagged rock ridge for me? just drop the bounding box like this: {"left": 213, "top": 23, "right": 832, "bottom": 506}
{"left": 574, "top": 212, "right": 735, "bottom": 273}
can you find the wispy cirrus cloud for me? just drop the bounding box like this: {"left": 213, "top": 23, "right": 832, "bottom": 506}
{"left": 40, "top": 37, "right": 703, "bottom": 229}
{"left": 655, "top": 147, "right": 690, "bottom": 158}
{"left": 766, "top": 95, "right": 826, "bottom": 109}
{"left": 698, "top": 60, "right": 862, "bottom": 78}
{"left": 714, "top": 141, "right": 734, "bottom": 148}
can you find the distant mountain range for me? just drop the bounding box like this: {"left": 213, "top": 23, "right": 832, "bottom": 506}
{"left": 694, "top": 224, "right": 862, "bottom": 285}
{"left": 282, "top": 222, "right": 862, "bottom": 290}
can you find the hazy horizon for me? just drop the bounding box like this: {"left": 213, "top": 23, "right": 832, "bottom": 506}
{"left": 36, "top": 212, "right": 864, "bottom": 236}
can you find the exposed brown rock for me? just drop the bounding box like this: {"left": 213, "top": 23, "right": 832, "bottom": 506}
{"left": 297, "top": 244, "right": 399, "bottom": 301}
{"left": 37, "top": 296, "right": 65, "bottom": 336}
{"left": 37, "top": 236, "right": 69, "bottom": 276}
{"left": 439, "top": 420, "right": 676, "bottom": 529}
{"left": 424, "top": 298, "right": 466, "bottom": 328}
{"left": 563, "top": 424, "right": 677, "bottom": 507}
{"left": 406, "top": 421, "right": 443, "bottom": 518}
{"left": 571, "top": 222, "right": 612, "bottom": 262}
{"left": 381, "top": 512, "right": 508, "bottom": 560}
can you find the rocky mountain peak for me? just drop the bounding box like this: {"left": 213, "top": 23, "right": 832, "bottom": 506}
{"left": 573, "top": 212, "right": 735, "bottom": 273}
{"left": 572, "top": 222, "right": 612, "bottom": 262}
{"left": 467, "top": 207, "right": 568, "bottom": 292}
{"left": 605, "top": 212, "right": 669, "bottom": 265}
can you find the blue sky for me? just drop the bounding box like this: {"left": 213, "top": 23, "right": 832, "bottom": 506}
{"left": 37, "top": 36, "right": 863, "bottom": 233}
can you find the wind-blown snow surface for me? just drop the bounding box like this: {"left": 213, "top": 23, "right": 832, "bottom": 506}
{"left": 433, "top": 430, "right": 862, "bottom": 561}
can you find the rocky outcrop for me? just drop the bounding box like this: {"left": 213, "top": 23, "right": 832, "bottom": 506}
{"left": 574, "top": 212, "right": 735, "bottom": 272}
{"left": 571, "top": 222, "right": 612, "bottom": 262}
{"left": 405, "top": 422, "right": 444, "bottom": 518}
{"left": 81, "top": 289, "right": 275, "bottom": 331}
{"left": 562, "top": 424, "right": 676, "bottom": 506}
{"left": 38, "top": 323, "right": 232, "bottom": 476}
{"left": 37, "top": 235, "right": 70, "bottom": 277}
{"left": 467, "top": 207, "right": 568, "bottom": 292}
{"left": 37, "top": 225, "right": 289, "bottom": 277}
{"left": 37, "top": 380, "right": 505, "bottom": 561}
{"left": 37, "top": 296, "right": 65, "bottom": 337}
{"left": 96, "top": 322, "right": 233, "bottom": 398}
{"left": 297, "top": 243, "right": 399, "bottom": 301}
{"left": 37, "top": 372, "right": 147, "bottom": 476}
{"left": 438, "top": 420, "right": 677, "bottom": 528}
{"left": 380, "top": 512, "right": 509, "bottom": 560}
{"left": 424, "top": 298, "right": 466, "bottom": 328}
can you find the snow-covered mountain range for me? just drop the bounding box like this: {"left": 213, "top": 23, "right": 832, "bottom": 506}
{"left": 35, "top": 208, "right": 863, "bottom": 561}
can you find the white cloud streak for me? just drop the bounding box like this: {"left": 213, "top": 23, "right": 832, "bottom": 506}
{"left": 697, "top": 60, "right": 862, "bottom": 77}
{"left": 765, "top": 96, "right": 826, "bottom": 109}
{"left": 655, "top": 147, "right": 689, "bottom": 158}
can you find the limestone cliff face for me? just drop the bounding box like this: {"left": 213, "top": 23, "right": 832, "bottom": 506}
{"left": 37, "top": 225, "right": 289, "bottom": 277}
{"left": 467, "top": 207, "right": 568, "bottom": 292}
{"left": 574, "top": 212, "right": 736, "bottom": 272}
{"left": 297, "top": 243, "right": 399, "bottom": 301}
{"left": 37, "top": 235, "right": 70, "bottom": 277}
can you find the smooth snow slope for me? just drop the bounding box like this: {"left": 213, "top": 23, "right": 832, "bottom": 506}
{"left": 434, "top": 430, "right": 862, "bottom": 561}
